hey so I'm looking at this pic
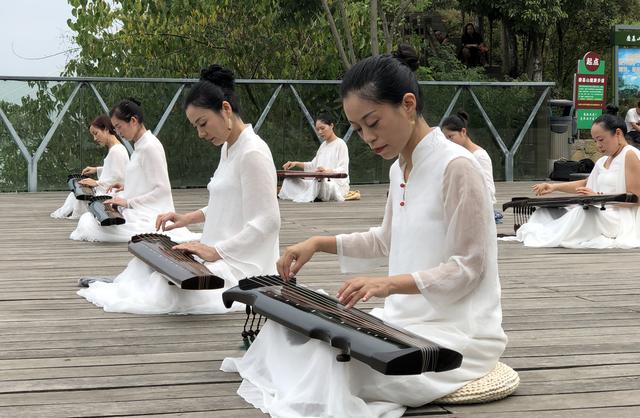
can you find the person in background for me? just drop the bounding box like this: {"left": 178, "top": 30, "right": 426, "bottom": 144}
{"left": 460, "top": 23, "right": 487, "bottom": 67}
{"left": 278, "top": 113, "right": 350, "bottom": 202}
{"left": 441, "top": 110, "right": 501, "bottom": 223}
{"left": 51, "top": 114, "right": 128, "bottom": 219}
{"left": 624, "top": 100, "right": 640, "bottom": 146}
{"left": 70, "top": 98, "right": 198, "bottom": 243}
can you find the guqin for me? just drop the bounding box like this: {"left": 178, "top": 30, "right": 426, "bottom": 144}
{"left": 277, "top": 170, "right": 348, "bottom": 180}
{"left": 222, "top": 275, "right": 463, "bottom": 375}
{"left": 88, "top": 196, "right": 126, "bottom": 226}
{"left": 503, "top": 193, "right": 638, "bottom": 232}
{"left": 128, "top": 233, "right": 224, "bottom": 290}
{"left": 67, "top": 174, "right": 95, "bottom": 200}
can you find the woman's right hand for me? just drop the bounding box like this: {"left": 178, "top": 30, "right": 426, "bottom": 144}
{"left": 283, "top": 161, "right": 296, "bottom": 170}
{"left": 107, "top": 182, "right": 124, "bottom": 193}
{"left": 81, "top": 166, "right": 97, "bottom": 176}
{"left": 156, "top": 212, "right": 189, "bottom": 232}
{"left": 532, "top": 182, "right": 555, "bottom": 196}
{"left": 277, "top": 238, "right": 318, "bottom": 281}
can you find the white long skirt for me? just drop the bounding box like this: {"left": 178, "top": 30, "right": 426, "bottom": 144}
{"left": 70, "top": 208, "right": 200, "bottom": 243}
{"left": 221, "top": 311, "right": 503, "bottom": 418}
{"left": 278, "top": 178, "right": 346, "bottom": 202}
{"left": 50, "top": 192, "right": 90, "bottom": 219}
{"left": 512, "top": 205, "right": 640, "bottom": 248}
{"left": 78, "top": 257, "right": 246, "bottom": 314}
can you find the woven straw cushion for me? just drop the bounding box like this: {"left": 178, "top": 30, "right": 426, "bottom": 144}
{"left": 434, "top": 362, "right": 520, "bottom": 404}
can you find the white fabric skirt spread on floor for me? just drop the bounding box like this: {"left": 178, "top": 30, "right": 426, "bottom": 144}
{"left": 78, "top": 257, "right": 246, "bottom": 314}
{"left": 51, "top": 191, "right": 91, "bottom": 219}
{"left": 278, "top": 178, "right": 345, "bottom": 202}
{"left": 221, "top": 309, "right": 502, "bottom": 418}
{"left": 70, "top": 208, "right": 200, "bottom": 243}
{"left": 502, "top": 205, "right": 640, "bottom": 249}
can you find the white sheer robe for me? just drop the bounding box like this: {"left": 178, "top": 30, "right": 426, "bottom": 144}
{"left": 278, "top": 137, "right": 350, "bottom": 202}
{"left": 223, "top": 128, "right": 507, "bottom": 418}
{"left": 51, "top": 143, "right": 129, "bottom": 219}
{"left": 77, "top": 125, "right": 281, "bottom": 314}
{"left": 70, "top": 130, "right": 198, "bottom": 243}
{"left": 473, "top": 148, "right": 496, "bottom": 204}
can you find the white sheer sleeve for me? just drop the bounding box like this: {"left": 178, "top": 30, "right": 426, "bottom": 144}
{"left": 303, "top": 146, "right": 321, "bottom": 171}
{"left": 214, "top": 150, "right": 280, "bottom": 261}
{"left": 127, "top": 143, "right": 171, "bottom": 209}
{"left": 200, "top": 206, "right": 208, "bottom": 216}
{"left": 96, "top": 166, "right": 104, "bottom": 177}
{"left": 412, "top": 157, "right": 491, "bottom": 304}
{"left": 335, "top": 140, "right": 349, "bottom": 174}
{"left": 473, "top": 149, "right": 496, "bottom": 204}
{"left": 336, "top": 191, "right": 392, "bottom": 273}
{"left": 97, "top": 147, "right": 128, "bottom": 188}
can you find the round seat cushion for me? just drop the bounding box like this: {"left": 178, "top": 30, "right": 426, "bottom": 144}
{"left": 434, "top": 362, "right": 520, "bottom": 404}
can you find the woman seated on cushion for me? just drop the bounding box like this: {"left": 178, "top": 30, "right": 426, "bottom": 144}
{"left": 278, "top": 113, "right": 350, "bottom": 202}
{"left": 51, "top": 114, "right": 128, "bottom": 219}
{"left": 512, "top": 113, "right": 640, "bottom": 248}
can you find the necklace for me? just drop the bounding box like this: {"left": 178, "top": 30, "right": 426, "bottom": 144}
{"left": 607, "top": 144, "right": 624, "bottom": 166}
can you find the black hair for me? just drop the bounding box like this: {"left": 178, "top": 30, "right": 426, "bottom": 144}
{"left": 110, "top": 98, "right": 145, "bottom": 124}
{"left": 315, "top": 112, "right": 334, "bottom": 126}
{"left": 90, "top": 114, "right": 116, "bottom": 135}
{"left": 464, "top": 23, "right": 476, "bottom": 34}
{"left": 441, "top": 111, "right": 469, "bottom": 132}
{"left": 340, "top": 44, "right": 423, "bottom": 114}
{"left": 605, "top": 104, "right": 619, "bottom": 115}
{"left": 636, "top": 100, "right": 640, "bottom": 107}
{"left": 184, "top": 64, "right": 241, "bottom": 114}
{"left": 593, "top": 113, "right": 627, "bottom": 136}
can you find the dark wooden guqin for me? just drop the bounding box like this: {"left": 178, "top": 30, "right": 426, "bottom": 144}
{"left": 222, "top": 275, "right": 463, "bottom": 375}
{"left": 88, "top": 196, "right": 126, "bottom": 226}
{"left": 277, "top": 170, "right": 348, "bottom": 180}
{"left": 503, "top": 193, "right": 638, "bottom": 232}
{"left": 67, "top": 174, "right": 95, "bottom": 200}
{"left": 128, "top": 234, "right": 224, "bottom": 290}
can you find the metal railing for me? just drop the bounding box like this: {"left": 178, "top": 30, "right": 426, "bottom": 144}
{"left": 0, "top": 76, "right": 554, "bottom": 191}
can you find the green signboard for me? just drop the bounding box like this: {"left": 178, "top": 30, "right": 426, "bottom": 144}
{"left": 613, "top": 29, "right": 640, "bottom": 47}
{"left": 575, "top": 52, "right": 606, "bottom": 129}
{"left": 612, "top": 25, "right": 640, "bottom": 107}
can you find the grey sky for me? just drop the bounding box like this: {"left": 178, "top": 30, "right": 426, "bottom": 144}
{"left": 0, "top": 0, "right": 75, "bottom": 77}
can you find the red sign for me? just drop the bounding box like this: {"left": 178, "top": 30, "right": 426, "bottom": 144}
{"left": 583, "top": 51, "right": 601, "bottom": 72}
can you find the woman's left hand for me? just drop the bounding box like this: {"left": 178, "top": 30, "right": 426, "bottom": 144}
{"left": 172, "top": 242, "right": 221, "bottom": 262}
{"left": 575, "top": 186, "right": 598, "bottom": 196}
{"left": 78, "top": 178, "right": 98, "bottom": 187}
{"left": 337, "top": 276, "right": 391, "bottom": 309}
{"left": 104, "top": 196, "right": 128, "bottom": 208}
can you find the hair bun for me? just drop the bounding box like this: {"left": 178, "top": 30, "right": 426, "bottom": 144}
{"left": 127, "top": 97, "right": 142, "bottom": 106}
{"left": 392, "top": 44, "right": 419, "bottom": 72}
{"left": 200, "top": 64, "right": 235, "bottom": 90}
{"left": 456, "top": 110, "right": 469, "bottom": 122}
{"left": 605, "top": 104, "right": 619, "bottom": 115}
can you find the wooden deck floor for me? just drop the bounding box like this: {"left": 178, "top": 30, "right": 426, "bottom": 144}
{"left": 1, "top": 183, "right": 639, "bottom": 417}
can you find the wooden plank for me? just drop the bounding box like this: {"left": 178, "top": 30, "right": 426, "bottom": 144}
{"left": 0, "top": 183, "right": 638, "bottom": 417}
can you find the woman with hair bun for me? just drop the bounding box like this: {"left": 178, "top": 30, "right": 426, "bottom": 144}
{"left": 78, "top": 64, "right": 280, "bottom": 314}
{"left": 441, "top": 111, "right": 501, "bottom": 222}
{"left": 278, "top": 112, "right": 351, "bottom": 202}
{"left": 51, "top": 114, "right": 129, "bottom": 219}
{"left": 509, "top": 114, "right": 640, "bottom": 248}
{"left": 70, "top": 98, "right": 198, "bottom": 243}
{"left": 222, "top": 45, "right": 507, "bottom": 417}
